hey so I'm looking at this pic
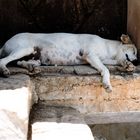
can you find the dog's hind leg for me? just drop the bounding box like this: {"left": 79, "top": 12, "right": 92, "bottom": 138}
{"left": 85, "top": 52, "right": 112, "bottom": 93}
{"left": 17, "top": 59, "right": 41, "bottom": 74}
{"left": 0, "top": 47, "right": 35, "bottom": 76}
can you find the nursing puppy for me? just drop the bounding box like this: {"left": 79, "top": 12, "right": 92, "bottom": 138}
{"left": 0, "top": 33, "right": 137, "bottom": 92}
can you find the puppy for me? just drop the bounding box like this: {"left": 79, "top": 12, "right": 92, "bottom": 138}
{"left": 0, "top": 33, "right": 137, "bottom": 92}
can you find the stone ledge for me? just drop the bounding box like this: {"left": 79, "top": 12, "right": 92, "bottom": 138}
{"left": 85, "top": 111, "right": 140, "bottom": 124}
{"left": 8, "top": 65, "right": 140, "bottom": 76}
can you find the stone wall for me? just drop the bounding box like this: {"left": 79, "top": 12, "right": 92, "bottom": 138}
{"left": 128, "top": 0, "right": 140, "bottom": 60}
{"left": 0, "top": 0, "right": 126, "bottom": 44}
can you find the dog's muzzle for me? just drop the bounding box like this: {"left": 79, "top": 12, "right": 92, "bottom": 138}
{"left": 125, "top": 54, "right": 138, "bottom": 66}
{"left": 131, "top": 59, "right": 139, "bottom": 66}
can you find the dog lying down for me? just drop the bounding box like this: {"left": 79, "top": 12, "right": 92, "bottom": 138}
{"left": 0, "top": 33, "right": 137, "bottom": 92}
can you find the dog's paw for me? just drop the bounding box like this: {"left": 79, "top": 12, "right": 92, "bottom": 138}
{"left": 126, "top": 63, "right": 136, "bottom": 72}
{"left": 121, "top": 60, "right": 136, "bottom": 72}
{"left": 0, "top": 67, "right": 10, "bottom": 77}
{"left": 27, "top": 65, "right": 41, "bottom": 74}
{"left": 33, "top": 66, "right": 41, "bottom": 74}
{"left": 3, "top": 69, "right": 10, "bottom": 76}
{"left": 103, "top": 83, "right": 112, "bottom": 93}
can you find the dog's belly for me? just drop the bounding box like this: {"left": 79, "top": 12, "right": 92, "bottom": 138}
{"left": 40, "top": 48, "right": 85, "bottom": 65}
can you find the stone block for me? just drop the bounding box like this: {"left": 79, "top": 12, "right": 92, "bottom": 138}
{"left": 0, "top": 74, "right": 32, "bottom": 140}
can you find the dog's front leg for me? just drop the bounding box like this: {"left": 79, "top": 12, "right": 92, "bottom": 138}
{"left": 17, "top": 59, "right": 41, "bottom": 74}
{"left": 102, "top": 59, "right": 118, "bottom": 65}
{"left": 85, "top": 53, "right": 112, "bottom": 93}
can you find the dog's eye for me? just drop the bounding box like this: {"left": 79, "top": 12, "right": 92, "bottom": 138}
{"left": 133, "top": 51, "right": 136, "bottom": 55}
{"left": 133, "top": 48, "right": 136, "bottom": 55}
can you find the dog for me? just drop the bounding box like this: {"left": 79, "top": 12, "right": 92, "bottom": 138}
{"left": 0, "top": 33, "right": 137, "bottom": 92}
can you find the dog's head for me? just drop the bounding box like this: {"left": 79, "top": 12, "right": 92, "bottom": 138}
{"left": 120, "top": 34, "right": 138, "bottom": 65}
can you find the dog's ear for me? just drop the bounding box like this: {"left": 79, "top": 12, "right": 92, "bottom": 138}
{"left": 120, "top": 34, "right": 132, "bottom": 44}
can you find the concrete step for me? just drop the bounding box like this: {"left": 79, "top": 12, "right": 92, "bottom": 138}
{"left": 29, "top": 102, "right": 94, "bottom": 140}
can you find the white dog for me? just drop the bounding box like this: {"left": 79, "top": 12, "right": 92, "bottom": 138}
{"left": 0, "top": 33, "right": 137, "bottom": 92}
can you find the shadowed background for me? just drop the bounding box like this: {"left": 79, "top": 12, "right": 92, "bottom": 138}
{"left": 0, "top": 0, "right": 127, "bottom": 45}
